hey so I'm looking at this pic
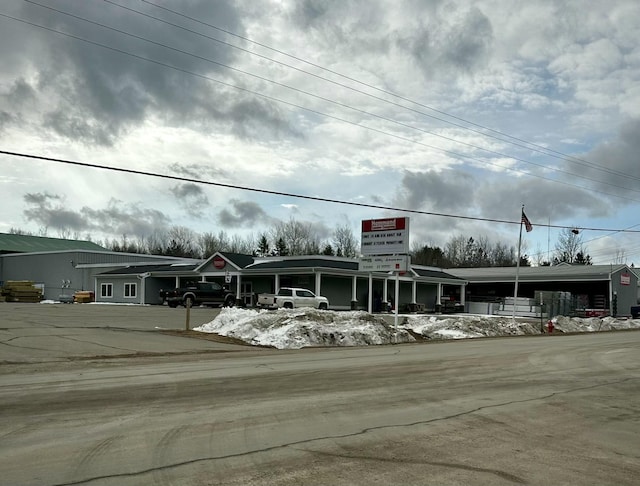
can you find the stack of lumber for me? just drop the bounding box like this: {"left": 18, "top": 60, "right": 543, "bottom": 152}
{"left": 74, "top": 291, "right": 95, "bottom": 303}
{"left": 1, "top": 280, "right": 43, "bottom": 303}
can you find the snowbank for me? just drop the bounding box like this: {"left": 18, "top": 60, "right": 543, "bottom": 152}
{"left": 195, "top": 308, "right": 414, "bottom": 349}
{"left": 195, "top": 308, "right": 640, "bottom": 349}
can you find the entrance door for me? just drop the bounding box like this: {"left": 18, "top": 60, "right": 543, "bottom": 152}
{"left": 241, "top": 282, "right": 253, "bottom": 307}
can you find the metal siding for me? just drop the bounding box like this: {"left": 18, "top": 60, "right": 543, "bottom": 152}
{"left": 611, "top": 267, "right": 638, "bottom": 316}
{"left": 1, "top": 252, "right": 86, "bottom": 300}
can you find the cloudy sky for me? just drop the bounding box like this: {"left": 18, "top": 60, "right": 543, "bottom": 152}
{"left": 1, "top": 0, "right": 639, "bottom": 264}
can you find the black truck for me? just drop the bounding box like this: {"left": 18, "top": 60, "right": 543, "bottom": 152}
{"left": 159, "top": 281, "right": 235, "bottom": 308}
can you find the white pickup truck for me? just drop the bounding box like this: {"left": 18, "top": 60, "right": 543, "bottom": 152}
{"left": 257, "top": 287, "right": 329, "bottom": 310}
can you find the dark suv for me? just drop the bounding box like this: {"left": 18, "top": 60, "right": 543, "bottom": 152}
{"left": 160, "top": 282, "right": 235, "bottom": 308}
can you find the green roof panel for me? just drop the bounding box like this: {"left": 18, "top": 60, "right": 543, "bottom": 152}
{"left": 0, "top": 233, "right": 106, "bottom": 254}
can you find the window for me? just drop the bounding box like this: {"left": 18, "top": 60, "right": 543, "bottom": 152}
{"left": 124, "top": 283, "right": 137, "bottom": 298}
{"left": 101, "top": 283, "right": 113, "bottom": 298}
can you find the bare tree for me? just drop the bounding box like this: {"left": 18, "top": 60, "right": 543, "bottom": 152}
{"left": 229, "top": 233, "right": 255, "bottom": 254}
{"left": 270, "top": 218, "right": 316, "bottom": 256}
{"left": 166, "top": 226, "right": 198, "bottom": 257}
{"left": 411, "top": 243, "right": 449, "bottom": 267}
{"left": 146, "top": 231, "right": 169, "bottom": 255}
{"left": 199, "top": 230, "right": 231, "bottom": 258}
{"left": 553, "top": 228, "right": 590, "bottom": 264}
{"left": 332, "top": 223, "right": 359, "bottom": 258}
{"left": 444, "top": 235, "right": 467, "bottom": 267}
{"left": 491, "top": 241, "right": 517, "bottom": 266}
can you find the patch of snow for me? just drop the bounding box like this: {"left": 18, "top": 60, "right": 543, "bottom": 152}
{"left": 195, "top": 308, "right": 640, "bottom": 350}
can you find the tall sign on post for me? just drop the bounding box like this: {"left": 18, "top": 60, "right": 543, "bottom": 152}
{"left": 361, "top": 217, "right": 410, "bottom": 256}
{"left": 360, "top": 217, "right": 410, "bottom": 326}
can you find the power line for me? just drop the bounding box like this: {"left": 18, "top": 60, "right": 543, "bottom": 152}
{"left": 23, "top": 0, "right": 640, "bottom": 198}
{"left": 133, "top": 0, "right": 640, "bottom": 184}
{"left": 3, "top": 9, "right": 639, "bottom": 204}
{"left": 2, "top": 149, "right": 640, "bottom": 234}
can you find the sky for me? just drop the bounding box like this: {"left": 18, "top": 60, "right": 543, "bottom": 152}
{"left": 1, "top": 0, "right": 639, "bottom": 265}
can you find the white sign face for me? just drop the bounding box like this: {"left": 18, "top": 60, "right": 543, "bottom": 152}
{"left": 360, "top": 217, "right": 410, "bottom": 255}
{"left": 359, "top": 255, "right": 409, "bottom": 273}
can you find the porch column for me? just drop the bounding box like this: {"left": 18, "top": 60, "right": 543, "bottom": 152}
{"left": 236, "top": 274, "right": 242, "bottom": 307}
{"left": 436, "top": 283, "right": 442, "bottom": 313}
{"left": 315, "top": 271, "right": 322, "bottom": 295}
{"left": 352, "top": 275, "right": 359, "bottom": 311}
{"left": 175, "top": 276, "right": 180, "bottom": 288}
{"left": 412, "top": 280, "right": 417, "bottom": 304}
{"left": 459, "top": 283, "right": 466, "bottom": 308}
{"left": 367, "top": 275, "right": 372, "bottom": 312}
{"left": 140, "top": 275, "right": 146, "bottom": 305}
{"left": 274, "top": 274, "right": 280, "bottom": 293}
{"left": 383, "top": 278, "right": 389, "bottom": 308}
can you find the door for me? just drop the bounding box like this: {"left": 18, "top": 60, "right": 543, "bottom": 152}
{"left": 241, "top": 282, "right": 253, "bottom": 307}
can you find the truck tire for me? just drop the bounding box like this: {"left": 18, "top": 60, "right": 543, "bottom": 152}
{"left": 183, "top": 296, "right": 194, "bottom": 308}
{"left": 223, "top": 295, "right": 235, "bottom": 307}
{"left": 283, "top": 302, "right": 293, "bottom": 309}
{"left": 168, "top": 302, "right": 178, "bottom": 308}
{"left": 318, "top": 302, "right": 328, "bottom": 310}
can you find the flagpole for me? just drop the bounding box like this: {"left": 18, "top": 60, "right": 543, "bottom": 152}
{"left": 513, "top": 205, "right": 525, "bottom": 320}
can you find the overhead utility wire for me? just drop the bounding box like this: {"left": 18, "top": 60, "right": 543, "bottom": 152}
{"left": 27, "top": 1, "right": 640, "bottom": 198}
{"left": 134, "top": 0, "right": 640, "bottom": 183}
{"left": 3, "top": 149, "right": 640, "bottom": 234}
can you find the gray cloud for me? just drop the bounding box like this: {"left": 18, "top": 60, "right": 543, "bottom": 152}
{"left": 2, "top": 0, "right": 299, "bottom": 145}
{"left": 394, "top": 169, "right": 476, "bottom": 211}
{"left": 571, "top": 119, "right": 640, "bottom": 202}
{"left": 23, "top": 192, "right": 170, "bottom": 237}
{"left": 474, "top": 175, "right": 611, "bottom": 222}
{"left": 217, "top": 199, "right": 273, "bottom": 228}
{"left": 167, "top": 162, "right": 228, "bottom": 180}
{"left": 397, "top": 4, "right": 493, "bottom": 78}
{"left": 170, "top": 183, "right": 209, "bottom": 218}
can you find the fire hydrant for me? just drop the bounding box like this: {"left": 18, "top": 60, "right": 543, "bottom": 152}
{"left": 547, "top": 320, "right": 554, "bottom": 334}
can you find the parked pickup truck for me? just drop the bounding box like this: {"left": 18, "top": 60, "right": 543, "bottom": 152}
{"left": 160, "top": 282, "right": 235, "bottom": 308}
{"left": 257, "top": 287, "right": 329, "bottom": 310}
{"left": 631, "top": 305, "right": 640, "bottom": 319}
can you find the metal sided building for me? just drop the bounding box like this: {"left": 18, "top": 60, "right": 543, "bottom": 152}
{"left": 447, "top": 264, "right": 639, "bottom": 317}
{"left": 0, "top": 232, "right": 199, "bottom": 302}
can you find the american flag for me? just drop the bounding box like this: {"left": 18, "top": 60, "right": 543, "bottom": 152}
{"left": 521, "top": 211, "right": 533, "bottom": 232}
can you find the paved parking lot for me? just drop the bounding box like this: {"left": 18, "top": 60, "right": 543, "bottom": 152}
{"left": 0, "top": 303, "right": 259, "bottom": 364}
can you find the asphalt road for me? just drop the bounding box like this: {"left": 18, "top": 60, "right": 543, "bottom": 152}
{"left": 1, "top": 303, "right": 639, "bottom": 485}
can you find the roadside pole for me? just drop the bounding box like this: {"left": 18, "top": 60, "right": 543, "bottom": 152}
{"left": 185, "top": 299, "right": 191, "bottom": 331}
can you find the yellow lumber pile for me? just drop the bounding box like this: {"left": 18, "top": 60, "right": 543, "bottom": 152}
{"left": 74, "top": 291, "right": 95, "bottom": 303}
{"left": 1, "top": 280, "right": 43, "bottom": 303}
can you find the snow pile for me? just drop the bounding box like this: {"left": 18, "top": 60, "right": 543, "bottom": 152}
{"left": 403, "top": 314, "right": 542, "bottom": 339}
{"left": 195, "top": 308, "right": 415, "bottom": 349}
{"left": 195, "top": 308, "right": 640, "bottom": 350}
{"left": 553, "top": 316, "right": 640, "bottom": 333}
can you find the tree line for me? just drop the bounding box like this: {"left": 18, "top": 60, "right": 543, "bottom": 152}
{"left": 8, "top": 222, "right": 593, "bottom": 267}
